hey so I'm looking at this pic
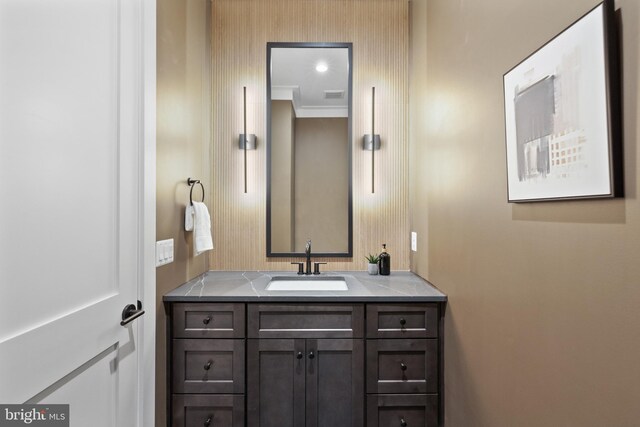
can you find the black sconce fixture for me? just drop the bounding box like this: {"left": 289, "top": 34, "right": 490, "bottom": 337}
{"left": 363, "top": 86, "right": 380, "bottom": 193}
{"left": 238, "top": 86, "right": 256, "bottom": 193}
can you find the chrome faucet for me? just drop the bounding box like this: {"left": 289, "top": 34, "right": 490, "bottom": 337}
{"left": 305, "top": 239, "right": 312, "bottom": 275}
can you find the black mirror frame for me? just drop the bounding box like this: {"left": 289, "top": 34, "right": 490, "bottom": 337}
{"left": 266, "top": 42, "right": 353, "bottom": 258}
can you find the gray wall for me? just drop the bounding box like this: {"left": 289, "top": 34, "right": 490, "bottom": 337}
{"left": 409, "top": 0, "right": 640, "bottom": 425}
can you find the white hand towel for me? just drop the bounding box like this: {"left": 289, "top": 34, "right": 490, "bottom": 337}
{"left": 185, "top": 205, "right": 194, "bottom": 231}
{"left": 192, "top": 201, "right": 213, "bottom": 256}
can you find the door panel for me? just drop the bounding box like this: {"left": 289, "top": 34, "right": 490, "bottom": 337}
{"left": 0, "top": 0, "right": 120, "bottom": 339}
{"left": 1, "top": 296, "right": 132, "bottom": 402}
{"left": 26, "top": 345, "right": 119, "bottom": 426}
{"left": 247, "top": 339, "right": 305, "bottom": 427}
{"left": 0, "top": 0, "right": 148, "bottom": 425}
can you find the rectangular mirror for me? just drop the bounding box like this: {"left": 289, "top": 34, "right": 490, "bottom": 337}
{"left": 267, "top": 42, "right": 352, "bottom": 257}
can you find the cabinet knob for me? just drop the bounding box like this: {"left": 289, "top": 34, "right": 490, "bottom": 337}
{"left": 204, "top": 361, "right": 212, "bottom": 371}
{"left": 308, "top": 351, "right": 315, "bottom": 359}
{"left": 204, "top": 416, "right": 212, "bottom": 426}
{"left": 296, "top": 352, "right": 303, "bottom": 360}
{"left": 400, "top": 362, "right": 407, "bottom": 371}
{"left": 400, "top": 417, "right": 407, "bottom": 427}
{"left": 203, "top": 316, "right": 212, "bottom": 325}
{"left": 399, "top": 317, "right": 406, "bottom": 326}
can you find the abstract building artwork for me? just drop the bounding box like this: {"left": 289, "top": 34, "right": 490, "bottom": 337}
{"left": 503, "top": 0, "right": 621, "bottom": 202}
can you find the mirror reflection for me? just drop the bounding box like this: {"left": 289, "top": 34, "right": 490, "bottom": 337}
{"left": 267, "top": 43, "right": 352, "bottom": 256}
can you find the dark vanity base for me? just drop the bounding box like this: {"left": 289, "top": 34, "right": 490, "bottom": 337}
{"left": 166, "top": 300, "right": 446, "bottom": 427}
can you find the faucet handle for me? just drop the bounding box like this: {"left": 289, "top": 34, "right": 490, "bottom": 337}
{"left": 291, "top": 262, "right": 305, "bottom": 275}
{"left": 313, "top": 262, "right": 327, "bottom": 275}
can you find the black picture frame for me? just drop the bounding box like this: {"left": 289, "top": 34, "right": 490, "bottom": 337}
{"left": 503, "top": 0, "right": 622, "bottom": 203}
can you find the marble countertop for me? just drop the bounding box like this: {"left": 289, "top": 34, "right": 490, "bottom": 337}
{"left": 163, "top": 271, "right": 447, "bottom": 302}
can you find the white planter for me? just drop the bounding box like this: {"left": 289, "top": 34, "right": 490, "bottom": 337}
{"left": 367, "top": 263, "right": 378, "bottom": 275}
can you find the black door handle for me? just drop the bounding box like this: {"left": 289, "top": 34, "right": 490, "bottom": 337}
{"left": 204, "top": 360, "right": 213, "bottom": 370}
{"left": 204, "top": 416, "right": 212, "bottom": 426}
{"left": 308, "top": 351, "right": 315, "bottom": 359}
{"left": 400, "top": 417, "right": 407, "bottom": 427}
{"left": 400, "top": 362, "right": 407, "bottom": 371}
{"left": 296, "top": 352, "right": 303, "bottom": 359}
{"left": 121, "top": 301, "right": 145, "bottom": 326}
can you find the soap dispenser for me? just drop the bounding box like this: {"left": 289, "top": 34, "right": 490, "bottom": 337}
{"left": 378, "top": 243, "right": 391, "bottom": 275}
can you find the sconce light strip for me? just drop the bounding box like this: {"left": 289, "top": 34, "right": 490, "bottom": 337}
{"left": 243, "top": 86, "right": 248, "bottom": 193}
{"left": 371, "top": 86, "right": 375, "bottom": 194}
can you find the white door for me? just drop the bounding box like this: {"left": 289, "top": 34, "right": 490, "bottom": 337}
{"left": 0, "top": 0, "right": 155, "bottom": 426}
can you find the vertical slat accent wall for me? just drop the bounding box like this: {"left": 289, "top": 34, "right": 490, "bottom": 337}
{"left": 211, "top": 0, "right": 409, "bottom": 271}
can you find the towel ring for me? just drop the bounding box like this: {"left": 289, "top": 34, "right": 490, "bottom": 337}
{"left": 187, "top": 178, "right": 205, "bottom": 205}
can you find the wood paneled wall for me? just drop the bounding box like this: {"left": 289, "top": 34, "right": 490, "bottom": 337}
{"left": 211, "top": 0, "right": 409, "bottom": 271}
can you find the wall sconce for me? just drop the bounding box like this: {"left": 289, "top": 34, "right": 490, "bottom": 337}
{"left": 238, "top": 86, "right": 256, "bottom": 193}
{"left": 362, "top": 86, "right": 380, "bottom": 193}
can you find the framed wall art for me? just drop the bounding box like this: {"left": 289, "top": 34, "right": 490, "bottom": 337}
{"left": 503, "top": 0, "right": 622, "bottom": 202}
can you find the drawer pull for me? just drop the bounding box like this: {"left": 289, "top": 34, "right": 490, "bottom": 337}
{"left": 400, "top": 417, "right": 407, "bottom": 427}
{"left": 296, "top": 352, "right": 303, "bottom": 360}
{"left": 400, "top": 362, "right": 407, "bottom": 371}
{"left": 399, "top": 317, "right": 406, "bottom": 326}
{"left": 308, "top": 351, "right": 315, "bottom": 359}
{"left": 204, "top": 360, "right": 213, "bottom": 371}
{"left": 203, "top": 316, "right": 212, "bottom": 325}
{"left": 204, "top": 416, "right": 212, "bottom": 426}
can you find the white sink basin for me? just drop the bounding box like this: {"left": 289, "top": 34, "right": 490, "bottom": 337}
{"left": 266, "top": 276, "right": 348, "bottom": 291}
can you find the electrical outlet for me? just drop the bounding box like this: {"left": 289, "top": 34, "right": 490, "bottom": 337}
{"left": 156, "top": 239, "right": 174, "bottom": 267}
{"left": 411, "top": 232, "right": 417, "bottom": 252}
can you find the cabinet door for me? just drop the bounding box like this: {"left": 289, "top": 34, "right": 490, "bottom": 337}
{"left": 247, "top": 339, "right": 305, "bottom": 427}
{"left": 306, "top": 339, "right": 364, "bottom": 427}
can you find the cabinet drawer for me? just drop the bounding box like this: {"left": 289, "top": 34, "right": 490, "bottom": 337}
{"left": 248, "top": 304, "right": 364, "bottom": 338}
{"left": 173, "top": 303, "right": 245, "bottom": 338}
{"left": 367, "top": 339, "right": 437, "bottom": 394}
{"left": 366, "top": 394, "right": 438, "bottom": 427}
{"left": 172, "top": 394, "right": 244, "bottom": 427}
{"left": 172, "top": 339, "right": 245, "bottom": 394}
{"left": 366, "top": 304, "right": 438, "bottom": 338}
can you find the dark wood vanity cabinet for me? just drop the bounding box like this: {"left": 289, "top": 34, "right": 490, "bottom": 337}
{"left": 168, "top": 301, "right": 444, "bottom": 427}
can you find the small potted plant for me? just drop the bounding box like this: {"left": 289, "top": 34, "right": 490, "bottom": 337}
{"left": 365, "top": 254, "right": 380, "bottom": 275}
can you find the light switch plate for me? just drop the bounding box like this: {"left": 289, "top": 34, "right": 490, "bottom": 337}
{"left": 156, "top": 239, "right": 174, "bottom": 267}
{"left": 411, "top": 232, "right": 417, "bottom": 252}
